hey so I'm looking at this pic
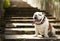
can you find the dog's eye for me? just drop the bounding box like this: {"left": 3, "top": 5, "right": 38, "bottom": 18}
{"left": 38, "top": 14, "right": 41, "bottom": 16}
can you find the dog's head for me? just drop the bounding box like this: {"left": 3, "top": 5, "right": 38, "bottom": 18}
{"left": 33, "top": 12, "right": 45, "bottom": 21}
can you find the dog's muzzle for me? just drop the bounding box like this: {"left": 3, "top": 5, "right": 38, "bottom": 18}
{"left": 34, "top": 15, "right": 37, "bottom": 19}
{"left": 34, "top": 15, "right": 41, "bottom": 22}
{"left": 34, "top": 16, "right": 45, "bottom": 25}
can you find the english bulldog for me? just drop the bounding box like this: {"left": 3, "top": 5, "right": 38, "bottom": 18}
{"left": 33, "top": 12, "right": 56, "bottom": 38}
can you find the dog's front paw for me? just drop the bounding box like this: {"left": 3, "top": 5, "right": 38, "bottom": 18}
{"left": 44, "top": 35, "right": 49, "bottom": 38}
{"left": 34, "top": 34, "right": 38, "bottom": 37}
{"left": 34, "top": 35, "right": 37, "bottom": 37}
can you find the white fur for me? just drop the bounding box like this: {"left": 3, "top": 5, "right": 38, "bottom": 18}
{"left": 33, "top": 12, "right": 56, "bottom": 38}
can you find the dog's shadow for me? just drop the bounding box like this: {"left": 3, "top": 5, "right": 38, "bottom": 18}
{"left": 38, "top": 35, "right": 57, "bottom": 40}
{"left": 34, "top": 32, "right": 57, "bottom": 39}
{"left": 37, "top": 36, "right": 57, "bottom": 40}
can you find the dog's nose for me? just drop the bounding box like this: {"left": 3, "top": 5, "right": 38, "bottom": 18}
{"left": 34, "top": 15, "right": 37, "bottom": 19}
{"left": 34, "top": 17, "right": 37, "bottom": 19}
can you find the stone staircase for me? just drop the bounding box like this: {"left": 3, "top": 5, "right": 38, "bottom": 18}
{"left": 4, "top": 7, "right": 60, "bottom": 41}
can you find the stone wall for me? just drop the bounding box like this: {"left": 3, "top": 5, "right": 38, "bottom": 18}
{"left": 0, "top": 0, "right": 4, "bottom": 27}
{"left": 0, "top": 0, "right": 5, "bottom": 41}
{"left": 23, "top": 0, "right": 60, "bottom": 20}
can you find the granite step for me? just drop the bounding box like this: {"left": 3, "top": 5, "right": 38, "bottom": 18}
{"left": 5, "top": 28, "right": 60, "bottom": 32}
{"left": 6, "top": 19, "right": 55, "bottom": 21}
{"left": 5, "top": 17, "right": 56, "bottom": 19}
{"left": 5, "top": 28, "right": 60, "bottom": 35}
{"left": 5, "top": 7, "right": 52, "bottom": 17}
{"left": 5, "top": 20, "right": 60, "bottom": 23}
{"left": 5, "top": 34, "right": 60, "bottom": 41}
{"left": 5, "top": 23, "right": 60, "bottom": 28}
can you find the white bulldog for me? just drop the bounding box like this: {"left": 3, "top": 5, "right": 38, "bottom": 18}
{"left": 33, "top": 12, "right": 56, "bottom": 38}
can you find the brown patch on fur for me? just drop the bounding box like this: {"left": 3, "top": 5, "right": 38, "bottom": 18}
{"left": 48, "top": 23, "right": 52, "bottom": 31}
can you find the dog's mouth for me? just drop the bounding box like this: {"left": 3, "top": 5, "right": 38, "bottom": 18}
{"left": 35, "top": 19, "right": 42, "bottom": 22}
{"left": 34, "top": 17, "right": 42, "bottom": 22}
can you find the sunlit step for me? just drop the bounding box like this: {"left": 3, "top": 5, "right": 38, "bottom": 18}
{"left": 6, "top": 23, "right": 60, "bottom": 27}
{"left": 5, "top": 35, "right": 42, "bottom": 39}
{"left": 5, "top": 34, "right": 60, "bottom": 39}
{"left": 11, "top": 17, "right": 56, "bottom": 19}
{"left": 5, "top": 28, "right": 35, "bottom": 31}
{"left": 5, "top": 28, "right": 60, "bottom": 35}
{"left": 11, "top": 17, "right": 32, "bottom": 18}
{"left": 6, "top": 19, "right": 60, "bottom": 23}
{"left": 6, "top": 23, "right": 33, "bottom": 27}
{"left": 51, "top": 23, "right": 60, "bottom": 26}
{"left": 5, "top": 28, "right": 60, "bottom": 32}
{"left": 8, "top": 19, "right": 55, "bottom": 21}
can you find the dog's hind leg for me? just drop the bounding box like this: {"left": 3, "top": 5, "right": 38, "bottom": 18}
{"left": 51, "top": 27, "right": 56, "bottom": 37}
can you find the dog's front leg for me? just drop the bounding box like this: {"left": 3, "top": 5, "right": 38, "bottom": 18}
{"left": 34, "top": 27, "right": 39, "bottom": 37}
{"left": 44, "top": 27, "right": 49, "bottom": 38}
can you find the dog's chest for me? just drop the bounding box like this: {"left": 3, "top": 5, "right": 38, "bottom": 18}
{"left": 35, "top": 24, "right": 46, "bottom": 30}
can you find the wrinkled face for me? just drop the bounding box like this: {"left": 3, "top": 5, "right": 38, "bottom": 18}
{"left": 33, "top": 12, "right": 44, "bottom": 21}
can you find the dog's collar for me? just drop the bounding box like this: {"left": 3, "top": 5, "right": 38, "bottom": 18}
{"left": 41, "top": 16, "right": 45, "bottom": 24}
{"left": 35, "top": 16, "right": 45, "bottom": 25}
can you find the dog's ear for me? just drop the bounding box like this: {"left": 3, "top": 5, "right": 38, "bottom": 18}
{"left": 43, "top": 14, "right": 45, "bottom": 16}
{"left": 33, "top": 13, "right": 35, "bottom": 19}
{"left": 42, "top": 12, "right": 45, "bottom": 17}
